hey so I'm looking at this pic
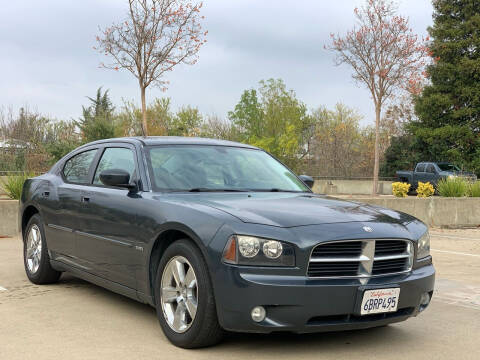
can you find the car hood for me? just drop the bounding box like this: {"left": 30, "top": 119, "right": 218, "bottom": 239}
{"left": 441, "top": 170, "right": 476, "bottom": 178}
{"left": 179, "top": 193, "right": 413, "bottom": 228}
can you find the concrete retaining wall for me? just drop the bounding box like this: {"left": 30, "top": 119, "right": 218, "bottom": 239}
{"left": 313, "top": 180, "right": 393, "bottom": 195}
{"left": 344, "top": 197, "right": 480, "bottom": 228}
{"left": 0, "top": 196, "right": 478, "bottom": 236}
{"left": 0, "top": 200, "right": 18, "bottom": 237}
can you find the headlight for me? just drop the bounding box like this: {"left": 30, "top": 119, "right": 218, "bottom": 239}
{"left": 222, "top": 235, "right": 295, "bottom": 266}
{"left": 417, "top": 231, "right": 430, "bottom": 259}
{"left": 448, "top": 174, "right": 456, "bottom": 179}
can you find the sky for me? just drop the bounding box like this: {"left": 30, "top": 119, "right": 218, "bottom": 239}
{"left": 0, "top": 0, "right": 433, "bottom": 126}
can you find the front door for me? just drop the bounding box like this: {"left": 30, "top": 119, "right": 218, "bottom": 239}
{"left": 44, "top": 148, "right": 99, "bottom": 265}
{"left": 74, "top": 146, "right": 143, "bottom": 289}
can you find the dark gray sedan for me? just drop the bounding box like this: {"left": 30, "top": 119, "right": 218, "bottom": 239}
{"left": 19, "top": 137, "right": 435, "bottom": 348}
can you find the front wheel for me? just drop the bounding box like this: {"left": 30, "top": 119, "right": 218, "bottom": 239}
{"left": 155, "top": 239, "right": 223, "bottom": 348}
{"left": 23, "top": 214, "right": 61, "bottom": 284}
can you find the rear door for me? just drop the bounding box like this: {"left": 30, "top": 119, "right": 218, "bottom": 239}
{"left": 413, "top": 163, "right": 426, "bottom": 188}
{"left": 74, "top": 144, "right": 144, "bottom": 288}
{"left": 45, "top": 147, "right": 99, "bottom": 264}
{"left": 425, "top": 164, "right": 437, "bottom": 184}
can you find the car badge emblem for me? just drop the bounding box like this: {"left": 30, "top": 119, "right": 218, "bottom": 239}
{"left": 363, "top": 226, "right": 373, "bottom": 233}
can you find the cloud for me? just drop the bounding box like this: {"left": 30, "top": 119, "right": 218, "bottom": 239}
{"left": 0, "top": 0, "right": 433, "bottom": 125}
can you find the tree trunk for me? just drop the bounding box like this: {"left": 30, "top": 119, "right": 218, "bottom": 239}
{"left": 372, "top": 104, "right": 381, "bottom": 196}
{"left": 140, "top": 86, "right": 148, "bottom": 136}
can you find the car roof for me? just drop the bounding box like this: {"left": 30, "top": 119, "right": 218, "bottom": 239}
{"left": 82, "top": 136, "right": 259, "bottom": 149}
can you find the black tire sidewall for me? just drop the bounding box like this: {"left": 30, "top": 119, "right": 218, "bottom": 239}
{"left": 154, "top": 239, "right": 217, "bottom": 348}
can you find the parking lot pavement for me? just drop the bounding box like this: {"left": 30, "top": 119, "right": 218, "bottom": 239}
{"left": 1, "top": 229, "right": 479, "bottom": 360}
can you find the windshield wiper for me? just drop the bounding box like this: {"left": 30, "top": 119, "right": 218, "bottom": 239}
{"left": 253, "top": 188, "right": 310, "bottom": 193}
{"left": 187, "top": 188, "right": 249, "bottom": 192}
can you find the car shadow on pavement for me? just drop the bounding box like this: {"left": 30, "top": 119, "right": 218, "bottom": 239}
{"left": 51, "top": 273, "right": 415, "bottom": 354}
{"left": 218, "top": 325, "right": 410, "bottom": 351}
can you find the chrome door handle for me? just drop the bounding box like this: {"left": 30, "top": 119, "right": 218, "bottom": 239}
{"left": 81, "top": 196, "right": 90, "bottom": 203}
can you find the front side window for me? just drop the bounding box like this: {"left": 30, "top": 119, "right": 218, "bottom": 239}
{"left": 63, "top": 149, "right": 97, "bottom": 184}
{"left": 147, "top": 145, "right": 309, "bottom": 192}
{"left": 416, "top": 164, "right": 426, "bottom": 172}
{"left": 426, "top": 164, "right": 435, "bottom": 173}
{"left": 93, "top": 147, "right": 136, "bottom": 185}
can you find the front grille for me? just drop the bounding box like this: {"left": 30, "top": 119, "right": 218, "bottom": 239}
{"left": 375, "top": 240, "right": 407, "bottom": 256}
{"left": 307, "top": 239, "right": 413, "bottom": 278}
{"left": 311, "top": 241, "right": 363, "bottom": 258}
{"left": 308, "top": 261, "right": 360, "bottom": 277}
{"left": 372, "top": 258, "right": 408, "bottom": 275}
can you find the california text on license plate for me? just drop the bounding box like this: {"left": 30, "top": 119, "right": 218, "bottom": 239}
{"left": 360, "top": 288, "right": 400, "bottom": 315}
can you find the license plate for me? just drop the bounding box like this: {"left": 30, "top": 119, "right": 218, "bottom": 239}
{"left": 360, "top": 288, "right": 400, "bottom": 315}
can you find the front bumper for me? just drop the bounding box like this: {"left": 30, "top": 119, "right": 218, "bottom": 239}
{"left": 214, "top": 264, "right": 435, "bottom": 333}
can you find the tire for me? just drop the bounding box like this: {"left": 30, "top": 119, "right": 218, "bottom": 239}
{"left": 154, "top": 239, "right": 224, "bottom": 348}
{"left": 23, "top": 214, "right": 61, "bottom": 284}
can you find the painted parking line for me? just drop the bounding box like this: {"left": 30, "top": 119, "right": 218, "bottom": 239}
{"left": 0, "top": 286, "right": 7, "bottom": 291}
{"left": 430, "top": 233, "right": 480, "bottom": 241}
{"left": 431, "top": 249, "right": 480, "bottom": 258}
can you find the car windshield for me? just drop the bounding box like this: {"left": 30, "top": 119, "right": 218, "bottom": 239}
{"left": 147, "top": 145, "right": 310, "bottom": 192}
{"left": 437, "top": 163, "right": 460, "bottom": 172}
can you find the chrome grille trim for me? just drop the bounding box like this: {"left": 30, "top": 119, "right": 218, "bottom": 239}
{"left": 307, "top": 239, "right": 414, "bottom": 278}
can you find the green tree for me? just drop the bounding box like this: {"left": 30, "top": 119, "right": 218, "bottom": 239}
{"left": 44, "top": 121, "right": 80, "bottom": 162}
{"left": 415, "top": 0, "right": 480, "bottom": 130}
{"left": 171, "top": 106, "right": 203, "bottom": 136}
{"left": 380, "top": 135, "right": 420, "bottom": 177}
{"left": 228, "top": 89, "right": 264, "bottom": 137}
{"left": 413, "top": 0, "right": 480, "bottom": 175}
{"left": 76, "top": 87, "right": 115, "bottom": 143}
{"left": 229, "top": 79, "right": 313, "bottom": 171}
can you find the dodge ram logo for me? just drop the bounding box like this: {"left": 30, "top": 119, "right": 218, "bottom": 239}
{"left": 363, "top": 226, "right": 373, "bottom": 233}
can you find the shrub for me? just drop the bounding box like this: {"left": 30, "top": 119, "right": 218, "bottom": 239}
{"left": 417, "top": 181, "right": 435, "bottom": 198}
{"left": 469, "top": 181, "right": 480, "bottom": 197}
{"left": 0, "top": 172, "right": 34, "bottom": 200}
{"left": 392, "top": 182, "right": 410, "bottom": 197}
{"left": 436, "top": 177, "right": 468, "bottom": 197}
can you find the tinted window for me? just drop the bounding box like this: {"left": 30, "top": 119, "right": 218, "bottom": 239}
{"left": 416, "top": 164, "right": 426, "bottom": 172}
{"left": 147, "top": 145, "right": 309, "bottom": 192}
{"left": 426, "top": 164, "right": 435, "bottom": 173}
{"left": 93, "top": 147, "right": 136, "bottom": 185}
{"left": 63, "top": 150, "right": 97, "bottom": 184}
{"left": 437, "top": 163, "right": 460, "bottom": 172}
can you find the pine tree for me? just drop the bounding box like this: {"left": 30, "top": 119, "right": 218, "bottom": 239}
{"left": 76, "top": 87, "right": 115, "bottom": 143}
{"left": 415, "top": 0, "right": 480, "bottom": 131}
{"left": 411, "top": 0, "right": 480, "bottom": 174}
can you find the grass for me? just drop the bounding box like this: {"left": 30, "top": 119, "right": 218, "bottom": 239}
{"left": 0, "top": 172, "right": 34, "bottom": 200}
{"left": 469, "top": 181, "right": 480, "bottom": 197}
{"left": 436, "top": 177, "right": 469, "bottom": 197}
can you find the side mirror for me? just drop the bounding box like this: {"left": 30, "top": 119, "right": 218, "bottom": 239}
{"left": 299, "top": 175, "right": 314, "bottom": 189}
{"left": 99, "top": 169, "right": 135, "bottom": 190}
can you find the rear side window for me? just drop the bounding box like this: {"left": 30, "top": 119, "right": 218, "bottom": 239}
{"left": 426, "top": 164, "right": 435, "bottom": 173}
{"left": 63, "top": 150, "right": 97, "bottom": 184}
{"left": 416, "top": 164, "right": 426, "bottom": 172}
{"left": 93, "top": 147, "right": 136, "bottom": 185}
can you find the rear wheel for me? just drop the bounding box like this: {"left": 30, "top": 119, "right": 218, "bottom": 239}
{"left": 23, "top": 214, "right": 61, "bottom": 284}
{"left": 154, "top": 239, "right": 223, "bottom": 348}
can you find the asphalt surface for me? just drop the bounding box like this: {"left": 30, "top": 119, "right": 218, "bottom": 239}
{"left": 1, "top": 229, "right": 479, "bottom": 360}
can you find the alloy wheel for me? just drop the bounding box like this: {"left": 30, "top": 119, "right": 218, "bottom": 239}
{"left": 160, "top": 256, "right": 198, "bottom": 333}
{"left": 26, "top": 224, "right": 42, "bottom": 274}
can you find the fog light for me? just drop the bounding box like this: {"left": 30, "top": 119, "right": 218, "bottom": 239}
{"left": 419, "top": 292, "right": 431, "bottom": 312}
{"left": 251, "top": 306, "right": 266, "bottom": 322}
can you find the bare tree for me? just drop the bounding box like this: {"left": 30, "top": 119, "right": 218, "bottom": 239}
{"left": 327, "top": 0, "right": 428, "bottom": 195}
{"left": 96, "top": 0, "right": 207, "bottom": 135}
